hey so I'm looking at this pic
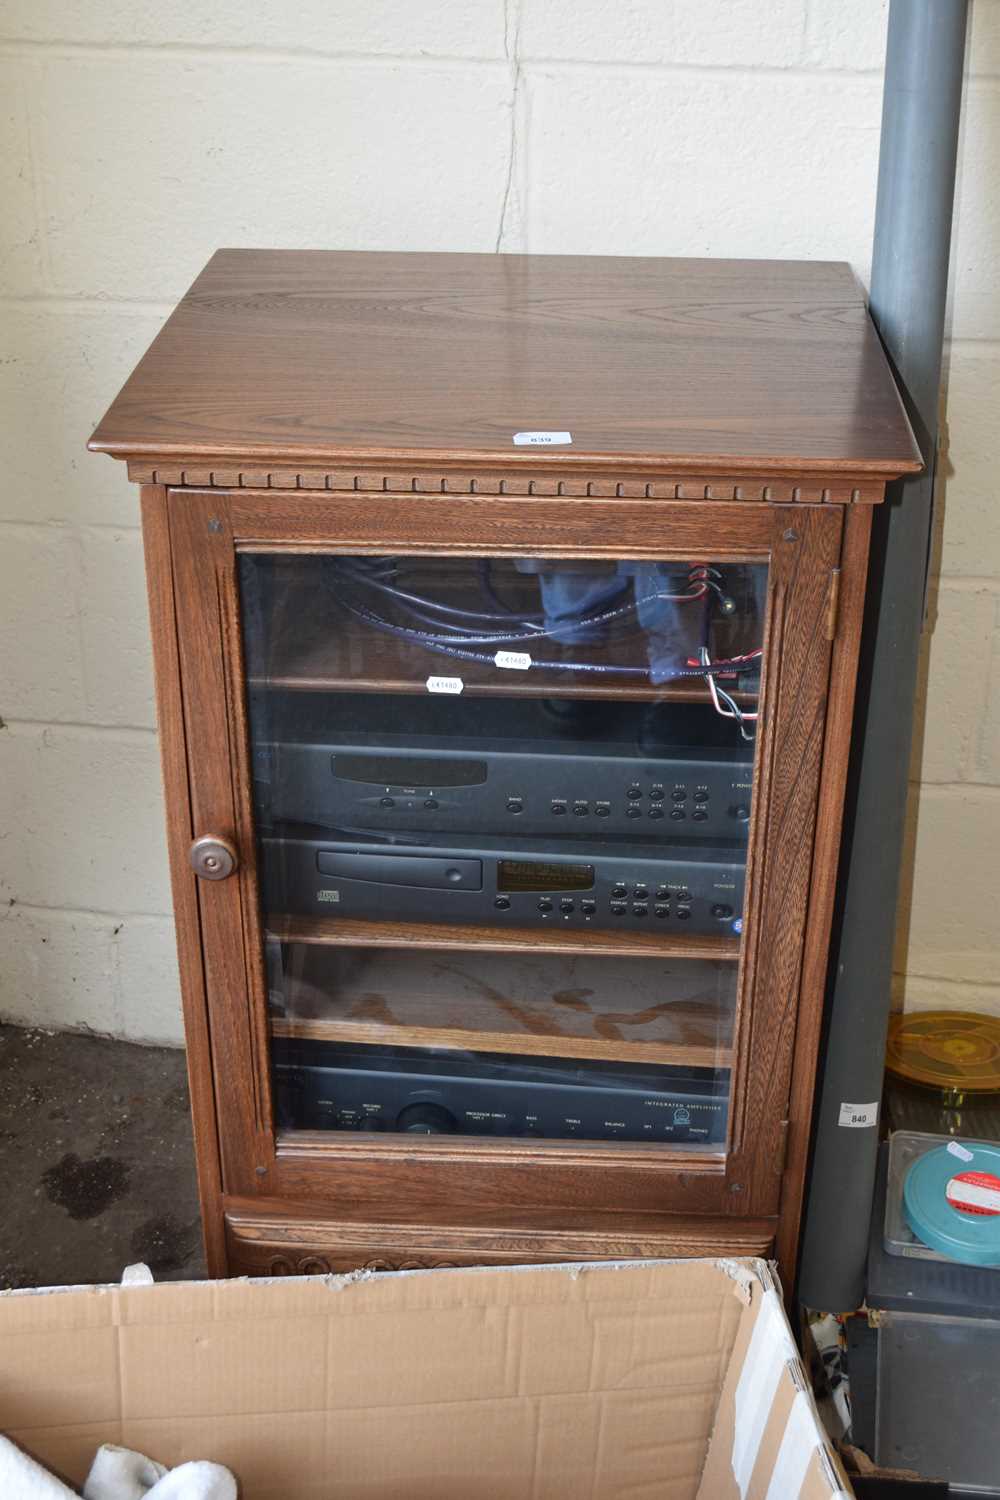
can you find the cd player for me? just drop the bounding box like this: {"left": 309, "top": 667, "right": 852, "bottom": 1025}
{"left": 251, "top": 693, "right": 753, "bottom": 842}
{"left": 272, "top": 1040, "right": 729, "bottom": 1145}
{"left": 260, "top": 830, "right": 746, "bottom": 936}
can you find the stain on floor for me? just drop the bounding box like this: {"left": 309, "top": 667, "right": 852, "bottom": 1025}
{"left": 42, "top": 1152, "right": 131, "bottom": 1220}
{"left": 0, "top": 1023, "right": 205, "bottom": 1288}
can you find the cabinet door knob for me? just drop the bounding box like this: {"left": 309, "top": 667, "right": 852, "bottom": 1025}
{"left": 189, "top": 835, "right": 239, "bottom": 881}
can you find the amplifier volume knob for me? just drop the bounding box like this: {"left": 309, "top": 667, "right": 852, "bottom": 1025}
{"left": 395, "top": 1102, "right": 457, "bottom": 1134}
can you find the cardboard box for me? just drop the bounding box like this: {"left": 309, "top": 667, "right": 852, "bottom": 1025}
{"left": 0, "top": 1257, "right": 851, "bottom": 1499}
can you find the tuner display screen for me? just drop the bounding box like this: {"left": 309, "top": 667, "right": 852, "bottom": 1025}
{"left": 498, "top": 859, "right": 595, "bottom": 893}
{"left": 333, "top": 754, "right": 487, "bottom": 788}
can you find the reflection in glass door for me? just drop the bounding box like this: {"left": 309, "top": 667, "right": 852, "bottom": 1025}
{"left": 239, "top": 553, "right": 767, "bottom": 1148}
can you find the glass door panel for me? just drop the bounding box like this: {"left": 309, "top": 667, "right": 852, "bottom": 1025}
{"left": 239, "top": 551, "right": 766, "bottom": 1149}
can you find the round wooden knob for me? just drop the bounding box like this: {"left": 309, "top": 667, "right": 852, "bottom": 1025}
{"left": 189, "top": 835, "right": 238, "bottom": 881}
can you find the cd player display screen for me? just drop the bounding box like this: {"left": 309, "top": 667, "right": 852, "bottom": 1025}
{"left": 498, "top": 859, "right": 594, "bottom": 892}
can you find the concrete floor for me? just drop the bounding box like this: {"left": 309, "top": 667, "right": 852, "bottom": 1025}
{"left": 0, "top": 1022, "right": 205, "bottom": 1288}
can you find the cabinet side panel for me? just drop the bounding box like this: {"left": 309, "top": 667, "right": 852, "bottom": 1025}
{"left": 774, "top": 502, "right": 873, "bottom": 1290}
{"left": 139, "top": 484, "right": 226, "bottom": 1274}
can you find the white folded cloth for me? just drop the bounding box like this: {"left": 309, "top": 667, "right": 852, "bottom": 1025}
{"left": 0, "top": 1436, "right": 78, "bottom": 1498}
{"left": 84, "top": 1447, "right": 236, "bottom": 1500}
{"left": 0, "top": 1437, "right": 237, "bottom": 1499}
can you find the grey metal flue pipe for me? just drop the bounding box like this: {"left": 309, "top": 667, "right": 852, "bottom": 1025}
{"left": 797, "top": 0, "right": 969, "bottom": 1313}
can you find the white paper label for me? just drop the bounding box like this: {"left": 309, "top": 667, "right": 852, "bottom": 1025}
{"left": 945, "top": 1173, "right": 1000, "bottom": 1215}
{"left": 494, "top": 650, "right": 531, "bottom": 670}
{"left": 426, "top": 675, "right": 464, "bottom": 695}
{"left": 512, "top": 430, "right": 572, "bottom": 446}
{"left": 838, "top": 1101, "right": 879, "bottom": 1129}
{"left": 947, "top": 1140, "right": 975, "bottom": 1163}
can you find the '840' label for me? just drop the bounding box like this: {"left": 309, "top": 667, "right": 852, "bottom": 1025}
{"left": 838, "top": 1101, "right": 878, "bottom": 1129}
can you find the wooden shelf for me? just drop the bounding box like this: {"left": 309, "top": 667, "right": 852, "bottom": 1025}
{"left": 267, "top": 945, "right": 735, "bottom": 1069}
{"left": 267, "top": 913, "right": 742, "bottom": 962}
{"left": 249, "top": 556, "right": 761, "bottom": 704}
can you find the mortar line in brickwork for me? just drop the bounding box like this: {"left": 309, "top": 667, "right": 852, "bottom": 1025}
{"left": 0, "top": 39, "right": 899, "bottom": 82}
{"left": 14, "top": 54, "right": 56, "bottom": 296}
{"left": 0, "top": 717, "right": 157, "bottom": 739}
{"left": 930, "top": 575, "right": 1000, "bottom": 591}
{"left": 0, "top": 293, "right": 176, "bottom": 315}
{"left": 895, "top": 969, "right": 1000, "bottom": 990}
{"left": 906, "top": 779, "right": 1000, "bottom": 798}
{"left": 0, "top": 520, "right": 142, "bottom": 538}
{"left": 0, "top": 40, "right": 512, "bottom": 69}
{"left": 1, "top": 900, "right": 174, "bottom": 924}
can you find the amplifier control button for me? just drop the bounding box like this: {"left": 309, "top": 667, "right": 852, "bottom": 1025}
{"left": 656, "top": 885, "right": 671, "bottom": 899}
{"left": 594, "top": 802, "right": 611, "bottom": 817}
{"left": 537, "top": 897, "right": 553, "bottom": 913}
{"left": 506, "top": 797, "right": 524, "bottom": 813}
{"left": 610, "top": 901, "right": 627, "bottom": 916}
{"left": 676, "top": 906, "right": 692, "bottom": 920}
{"left": 550, "top": 800, "right": 567, "bottom": 815}
{"left": 648, "top": 806, "right": 664, "bottom": 820}
{"left": 733, "top": 804, "right": 751, "bottom": 822}
{"left": 572, "top": 801, "right": 589, "bottom": 816}
{"left": 649, "top": 787, "right": 665, "bottom": 801}
{"left": 693, "top": 789, "right": 710, "bottom": 802}
{"left": 494, "top": 896, "right": 511, "bottom": 911}
{"left": 626, "top": 786, "right": 642, "bottom": 800}
{"left": 633, "top": 884, "right": 648, "bottom": 899}
{"left": 559, "top": 899, "right": 574, "bottom": 914}
{"left": 711, "top": 903, "right": 733, "bottom": 919}
{"left": 632, "top": 903, "right": 649, "bottom": 917}
{"left": 676, "top": 889, "right": 691, "bottom": 903}
{"left": 654, "top": 904, "right": 670, "bottom": 918}
{"left": 379, "top": 796, "right": 395, "bottom": 808}
{"left": 692, "top": 808, "right": 709, "bottom": 822}
{"left": 671, "top": 788, "right": 687, "bottom": 802}
{"left": 669, "top": 808, "right": 686, "bottom": 821}
{"left": 612, "top": 883, "right": 627, "bottom": 897}
{"left": 626, "top": 806, "right": 642, "bottom": 819}
{"left": 580, "top": 899, "right": 596, "bottom": 915}
{"left": 423, "top": 797, "right": 439, "bottom": 810}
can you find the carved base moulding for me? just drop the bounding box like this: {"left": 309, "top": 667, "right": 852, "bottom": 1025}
{"left": 224, "top": 1211, "right": 776, "bottom": 1277}
{"left": 125, "top": 459, "right": 886, "bottom": 506}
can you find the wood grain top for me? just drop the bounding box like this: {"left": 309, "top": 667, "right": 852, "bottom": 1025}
{"left": 90, "top": 249, "right": 920, "bottom": 480}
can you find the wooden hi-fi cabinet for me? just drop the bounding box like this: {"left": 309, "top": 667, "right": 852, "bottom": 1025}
{"left": 90, "top": 249, "right": 919, "bottom": 1284}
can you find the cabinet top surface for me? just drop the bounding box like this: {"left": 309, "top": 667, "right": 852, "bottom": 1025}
{"left": 89, "top": 248, "right": 920, "bottom": 478}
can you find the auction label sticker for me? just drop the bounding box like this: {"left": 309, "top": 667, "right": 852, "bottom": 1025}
{"left": 512, "top": 431, "right": 572, "bottom": 446}
{"left": 838, "top": 1101, "right": 879, "bottom": 1129}
{"left": 426, "top": 676, "right": 464, "bottom": 694}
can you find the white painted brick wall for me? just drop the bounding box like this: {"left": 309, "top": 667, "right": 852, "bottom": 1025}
{"left": 0, "top": 0, "right": 997, "bottom": 1045}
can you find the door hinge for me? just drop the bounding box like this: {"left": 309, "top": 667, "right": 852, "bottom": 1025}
{"left": 824, "top": 567, "right": 842, "bottom": 641}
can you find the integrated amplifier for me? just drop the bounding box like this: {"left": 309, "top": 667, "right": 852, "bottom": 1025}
{"left": 251, "top": 693, "right": 753, "bottom": 842}
{"left": 261, "top": 830, "right": 746, "bottom": 936}
{"left": 272, "top": 1040, "right": 729, "bottom": 1145}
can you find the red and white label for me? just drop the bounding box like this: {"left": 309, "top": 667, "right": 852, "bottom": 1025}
{"left": 945, "top": 1170, "right": 1000, "bottom": 1216}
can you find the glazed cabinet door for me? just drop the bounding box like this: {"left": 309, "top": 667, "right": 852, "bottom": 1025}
{"left": 164, "top": 486, "right": 843, "bottom": 1231}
